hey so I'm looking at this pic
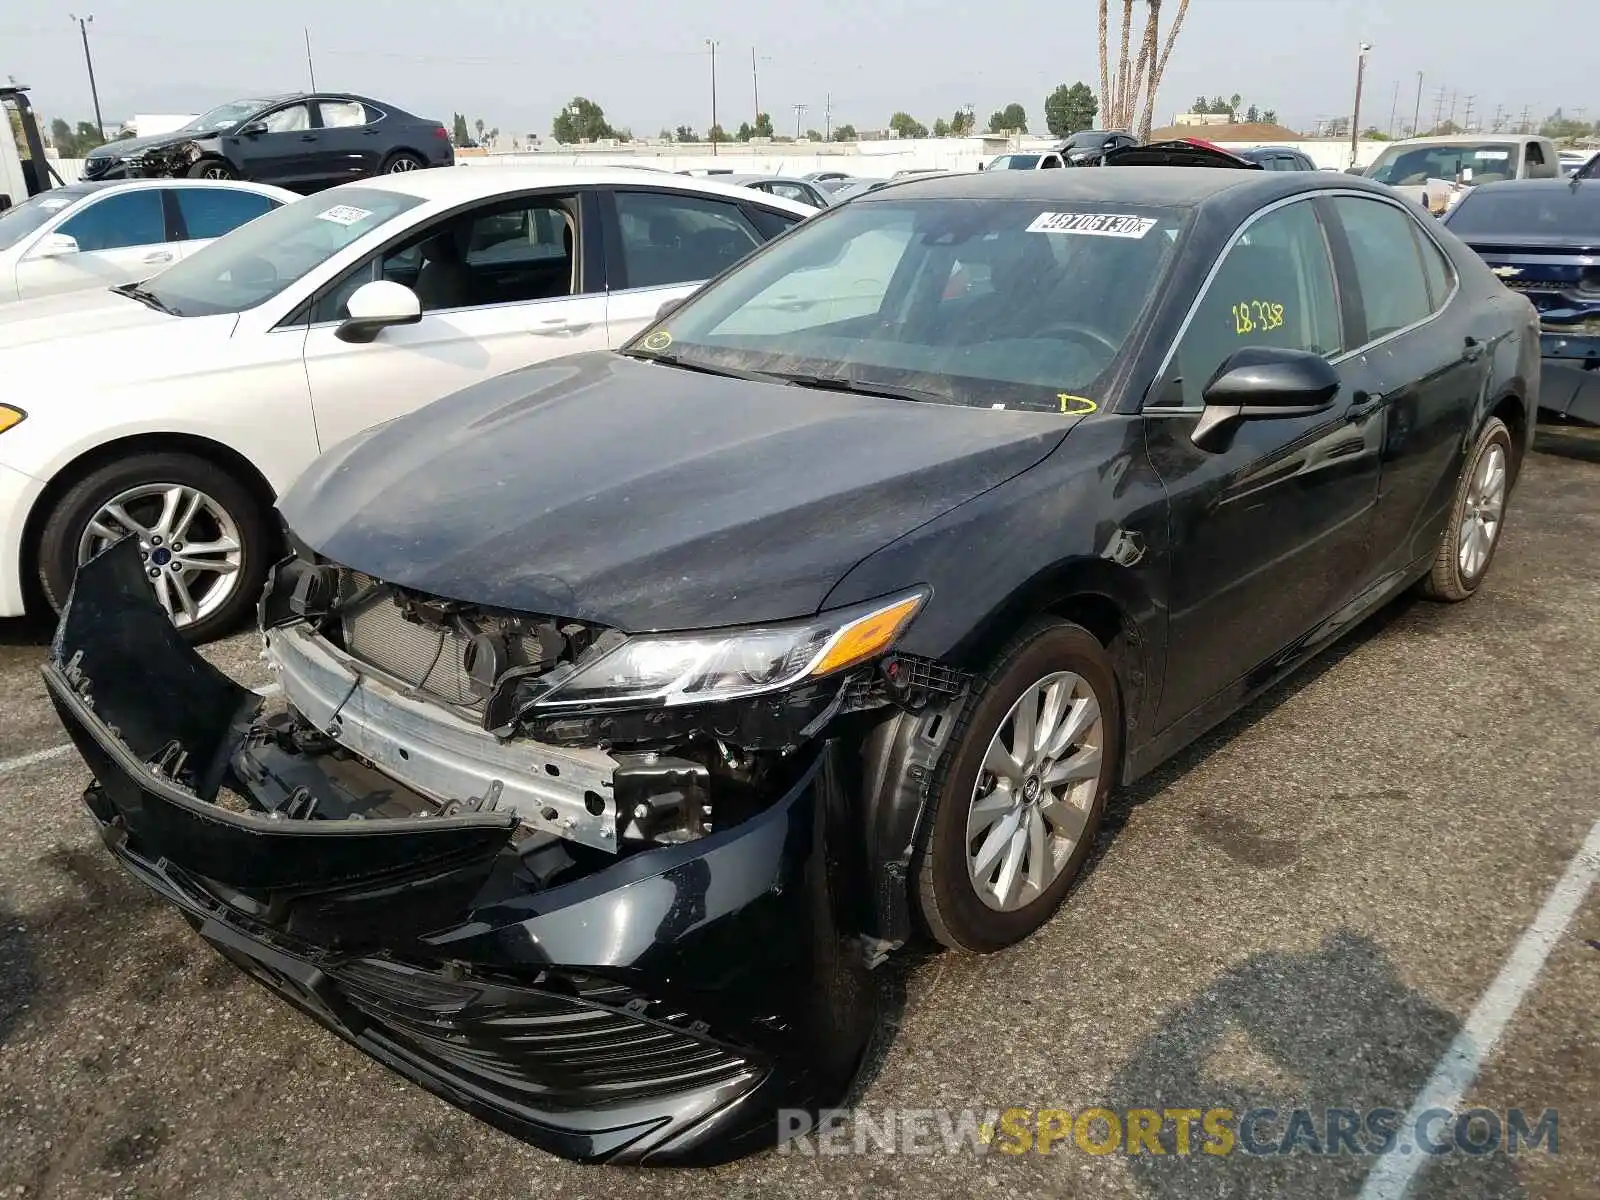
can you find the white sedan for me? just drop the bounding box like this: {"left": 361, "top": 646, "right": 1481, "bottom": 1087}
{"left": 0, "top": 167, "right": 812, "bottom": 639}
{"left": 0, "top": 178, "right": 295, "bottom": 303}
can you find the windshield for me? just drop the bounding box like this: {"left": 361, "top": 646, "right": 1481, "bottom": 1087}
{"left": 989, "top": 155, "right": 1040, "bottom": 170}
{"left": 1063, "top": 131, "right": 1108, "bottom": 149}
{"left": 0, "top": 189, "right": 86, "bottom": 251}
{"left": 1367, "top": 142, "right": 1519, "bottom": 185}
{"left": 179, "top": 98, "right": 276, "bottom": 134}
{"left": 138, "top": 187, "right": 425, "bottom": 317}
{"left": 1446, "top": 187, "right": 1600, "bottom": 240}
{"left": 624, "top": 197, "right": 1187, "bottom": 411}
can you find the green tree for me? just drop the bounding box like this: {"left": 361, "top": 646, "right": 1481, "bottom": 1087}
{"left": 708, "top": 123, "right": 727, "bottom": 143}
{"left": 1192, "top": 95, "right": 1213, "bottom": 115}
{"left": 832, "top": 123, "right": 857, "bottom": 142}
{"left": 1044, "top": 81, "right": 1098, "bottom": 136}
{"left": 889, "top": 112, "right": 928, "bottom": 138}
{"left": 675, "top": 124, "right": 698, "bottom": 142}
{"left": 451, "top": 112, "right": 471, "bottom": 144}
{"left": 49, "top": 116, "right": 76, "bottom": 155}
{"left": 987, "top": 103, "right": 1028, "bottom": 134}
{"left": 753, "top": 111, "right": 774, "bottom": 138}
{"left": 951, "top": 108, "right": 975, "bottom": 135}
{"left": 1244, "top": 104, "right": 1260, "bottom": 123}
{"left": 552, "top": 97, "right": 617, "bottom": 143}
{"left": 1261, "top": 109, "right": 1278, "bottom": 125}
{"left": 736, "top": 120, "right": 753, "bottom": 141}
{"left": 805, "top": 128, "right": 822, "bottom": 141}
{"left": 932, "top": 117, "right": 950, "bottom": 137}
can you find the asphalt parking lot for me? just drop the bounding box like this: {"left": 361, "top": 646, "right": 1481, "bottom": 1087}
{"left": 1, "top": 444, "right": 1595, "bottom": 1200}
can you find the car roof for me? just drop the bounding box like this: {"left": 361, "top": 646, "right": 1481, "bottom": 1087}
{"left": 1463, "top": 178, "right": 1596, "bottom": 196}
{"left": 1382, "top": 134, "right": 1527, "bottom": 147}
{"left": 720, "top": 174, "right": 813, "bottom": 185}
{"left": 862, "top": 164, "right": 1350, "bottom": 207}
{"left": 337, "top": 165, "right": 816, "bottom": 215}
{"left": 51, "top": 178, "right": 295, "bottom": 198}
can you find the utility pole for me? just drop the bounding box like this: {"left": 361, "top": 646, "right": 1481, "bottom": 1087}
{"left": 1519, "top": 105, "right": 1531, "bottom": 134}
{"left": 1349, "top": 42, "right": 1371, "bottom": 168}
{"left": 1463, "top": 94, "right": 1476, "bottom": 132}
{"left": 1432, "top": 86, "right": 1447, "bottom": 134}
{"left": 750, "top": 48, "right": 772, "bottom": 128}
{"left": 1492, "top": 103, "right": 1504, "bottom": 132}
{"left": 823, "top": 93, "right": 832, "bottom": 141}
{"left": 304, "top": 26, "right": 316, "bottom": 91}
{"left": 705, "top": 39, "right": 719, "bottom": 155}
{"left": 792, "top": 102, "right": 808, "bottom": 141}
{"left": 68, "top": 13, "right": 104, "bottom": 140}
{"left": 1412, "top": 72, "right": 1424, "bottom": 139}
{"left": 1387, "top": 79, "right": 1400, "bottom": 139}
{"left": 1448, "top": 90, "right": 1458, "bottom": 129}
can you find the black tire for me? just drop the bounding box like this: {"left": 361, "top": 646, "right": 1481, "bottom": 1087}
{"left": 380, "top": 151, "right": 426, "bottom": 174}
{"left": 1419, "top": 416, "right": 1514, "bottom": 602}
{"left": 914, "top": 618, "right": 1122, "bottom": 953}
{"left": 185, "top": 158, "right": 236, "bottom": 180}
{"left": 37, "top": 451, "right": 270, "bottom": 645}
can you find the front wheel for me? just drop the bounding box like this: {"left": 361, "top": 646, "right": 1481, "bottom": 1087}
{"left": 915, "top": 619, "right": 1121, "bottom": 953}
{"left": 381, "top": 151, "right": 426, "bottom": 173}
{"left": 1419, "top": 416, "right": 1514, "bottom": 602}
{"left": 186, "top": 158, "right": 236, "bottom": 180}
{"left": 37, "top": 451, "right": 270, "bottom": 644}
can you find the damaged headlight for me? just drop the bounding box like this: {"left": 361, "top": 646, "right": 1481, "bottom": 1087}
{"left": 533, "top": 590, "right": 927, "bottom": 710}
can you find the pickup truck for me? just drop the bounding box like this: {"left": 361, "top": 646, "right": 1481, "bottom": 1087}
{"left": 1362, "top": 134, "right": 1562, "bottom": 214}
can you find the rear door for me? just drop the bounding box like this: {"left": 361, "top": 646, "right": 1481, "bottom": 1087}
{"left": 1141, "top": 195, "right": 1384, "bottom": 729}
{"left": 1321, "top": 192, "right": 1485, "bottom": 580}
{"left": 168, "top": 185, "right": 282, "bottom": 258}
{"left": 312, "top": 98, "right": 384, "bottom": 182}
{"left": 15, "top": 187, "right": 176, "bottom": 298}
{"left": 599, "top": 188, "right": 783, "bottom": 346}
{"left": 300, "top": 188, "right": 607, "bottom": 451}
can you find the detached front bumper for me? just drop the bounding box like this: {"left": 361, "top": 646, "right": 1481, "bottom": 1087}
{"left": 1540, "top": 330, "right": 1600, "bottom": 426}
{"left": 43, "top": 540, "right": 877, "bottom": 1166}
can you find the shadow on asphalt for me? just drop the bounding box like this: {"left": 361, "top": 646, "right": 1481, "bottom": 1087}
{"left": 1105, "top": 930, "right": 1527, "bottom": 1199}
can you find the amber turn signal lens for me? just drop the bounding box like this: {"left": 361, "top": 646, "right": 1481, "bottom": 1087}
{"left": 809, "top": 594, "right": 925, "bottom": 677}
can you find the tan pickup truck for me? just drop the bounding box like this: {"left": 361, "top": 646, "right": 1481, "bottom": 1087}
{"left": 1361, "top": 133, "right": 1562, "bottom": 214}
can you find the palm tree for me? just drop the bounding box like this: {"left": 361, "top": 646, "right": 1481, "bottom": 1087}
{"left": 1097, "top": 0, "right": 1195, "bottom": 139}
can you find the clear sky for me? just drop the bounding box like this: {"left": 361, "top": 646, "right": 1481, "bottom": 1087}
{"left": 3, "top": 0, "right": 1589, "bottom": 139}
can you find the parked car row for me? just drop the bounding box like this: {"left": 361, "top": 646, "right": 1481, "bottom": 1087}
{"left": 20, "top": 149, "right": 1542, "bottom": 1167}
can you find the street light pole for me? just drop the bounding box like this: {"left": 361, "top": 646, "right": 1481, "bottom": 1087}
{"left": 69, "top": 13, "right": 104, "bottom": 140}
{"left": 1412, "top": 71, "right": 1424, "bottom": 139}
{"left": 706, "top": 39, "right": 719, "bottom": 155}
{"left": 1350, "top": 41, "right": 1371, "bottom": 169}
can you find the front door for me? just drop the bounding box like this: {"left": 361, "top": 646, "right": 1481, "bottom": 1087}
{"left": 1142, "top": 195, "right": 1384, "bottom": 729}
{"left": 15, "top": 187, "right": 178, "bottom": 299}
{"left": 601, "top": 188, "right": 776, "bottom": 346}
{"left": 228, "top": 101, "right": 318, "bottom": 185}
{"left": 312, "top": 98, "right": 383, "bottom": 183}
{"left": 301, "top": 191, "right": 608, "bottom": 451}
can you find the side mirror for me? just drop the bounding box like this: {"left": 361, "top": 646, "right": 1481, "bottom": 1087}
{"left": 238, "top": 120, "right": 268, "bottom": 137}
{"left": 655, "top": 293, "right": 693, "bottom": 321}
{"left": 336, "top": 280, "right": 422, "bottom": 343}
{"left": 1191, "top": 346, "right": 1342, "bottom": 450}
{"left": 31, "top": 232, "right": 81, "bottom": 259}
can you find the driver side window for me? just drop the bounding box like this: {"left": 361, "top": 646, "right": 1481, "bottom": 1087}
{"left": 1155, "top": 199, "right": 1342, "bottom": 409}
{"left": 260, "top": 103, "right": 312, "bottom": 133}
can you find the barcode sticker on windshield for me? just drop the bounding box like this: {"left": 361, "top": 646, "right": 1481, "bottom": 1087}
{"left": 316, "top": 205, "right": 374, "bottom": 226}
{"left": 1027, "top": 212, "right": 1157, "bottom": 238}
{"left": 1473, "top": 150, "right": 1510, "bottom": 160}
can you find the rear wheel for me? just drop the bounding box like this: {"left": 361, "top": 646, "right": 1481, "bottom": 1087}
{"left": 1419, "top": 416, "right": 1513, "bottom": 602}
{"left": 186, "top": 158, "right": 235, "bottom": 180}
{"left": 37, "top": 451, "right": 269, "bottom": 644}
{"left": 915, "top": 619, "right": 1121, "bottom": 953}
{"left": 381, "top": 151, "right": 426, "bottom": 173}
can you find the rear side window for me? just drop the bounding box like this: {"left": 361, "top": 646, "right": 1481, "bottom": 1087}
{"left": 1525, "top": 142, "right": 1544, "bottom": 167}
{"left": 745, "top": 205, "right": 803, "bottom": 240}
{"left": 1412, "top": 226, "right": 1454, "bottom": 312}
{"left": 1332, "top": 196, "right": 1434, "bottom": 340}
{"left": 173, "top": 187, "right": 279, "bottom": 240}
{"left": 57, "top": 190, "right": 166, "bottom": 250}
{"left": 613, "top": 191, "right": 764, "bottom": 288}
{"left": 318, "top": 100, "right": 372, "bottom": 128}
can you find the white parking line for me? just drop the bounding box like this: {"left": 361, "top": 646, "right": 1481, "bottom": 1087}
{"left": 0, "top": 682, "right": 280, "bottom": 777}
{"left": 1358, "top": 817, "right": 1600, "bottom": 1200}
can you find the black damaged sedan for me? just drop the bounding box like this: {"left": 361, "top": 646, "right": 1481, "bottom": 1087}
{"left": 47, "top": 167, "right": 1538, "bottom": 1165}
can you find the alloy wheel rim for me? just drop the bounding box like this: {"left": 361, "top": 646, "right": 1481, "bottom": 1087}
{"left": 1458, "top": 442, "right": 1507, "bottom": 580}
{"left": 76, "top": 483, "right": 243, "bottom": 628}
{"left": 389, "top": 157, "right": 419, "bottom": 172}
{"left": 966, "top": 670, "right": 1104, "bottom": 912}
{"left": 202, "top": 166, "right": 230, "bottom": 179}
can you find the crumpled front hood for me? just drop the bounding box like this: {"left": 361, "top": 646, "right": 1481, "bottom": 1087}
{"left": 281, "top": 352, "right": 1074, "bottom": 632}
{"left": 86, "top": 131, "right": 205, "bottom": 160}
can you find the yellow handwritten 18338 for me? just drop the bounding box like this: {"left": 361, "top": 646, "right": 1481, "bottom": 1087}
{"left": 1231, "top": 301, "right": 1285, "bottom": 335}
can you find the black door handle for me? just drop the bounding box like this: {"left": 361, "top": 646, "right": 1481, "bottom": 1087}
{"left": 1462, "top": 336, "right": 1485, "bottom": 362}
{"left": 1346, "top": 390, "right": 1386, "bottom": 421}
{"left": 300, "top": 134, "right": 318, "bottom": 142}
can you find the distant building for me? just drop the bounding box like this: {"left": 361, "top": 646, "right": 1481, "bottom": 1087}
{"left": 1172, "top": 112, "right": 1232, "bottom": 127}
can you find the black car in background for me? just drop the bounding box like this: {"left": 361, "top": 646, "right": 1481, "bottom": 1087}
{"left": 49, "top": 166, "right": 1538, "bottom": 1166}
{"left": 1445, "top": 177, "right": 1600, "bottom": 425}
{"left": 1234, "top": 145, "right": 1320, "bottom": 171}
{"left": 81, "top": 93, "right": 453, "bottom": 192}
{"left": 1057, "top": 128, "right": 1139, "bottom": 164}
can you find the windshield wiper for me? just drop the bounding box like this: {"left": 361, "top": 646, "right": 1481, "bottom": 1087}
{"left": 765, "top": 371, "right": 947, "bottom": 405}
{"left": 111, "top": 282, "right": 181, "bottom": 316}
{"left": 619, "top": 349, "right": 769, "bottom": 381}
